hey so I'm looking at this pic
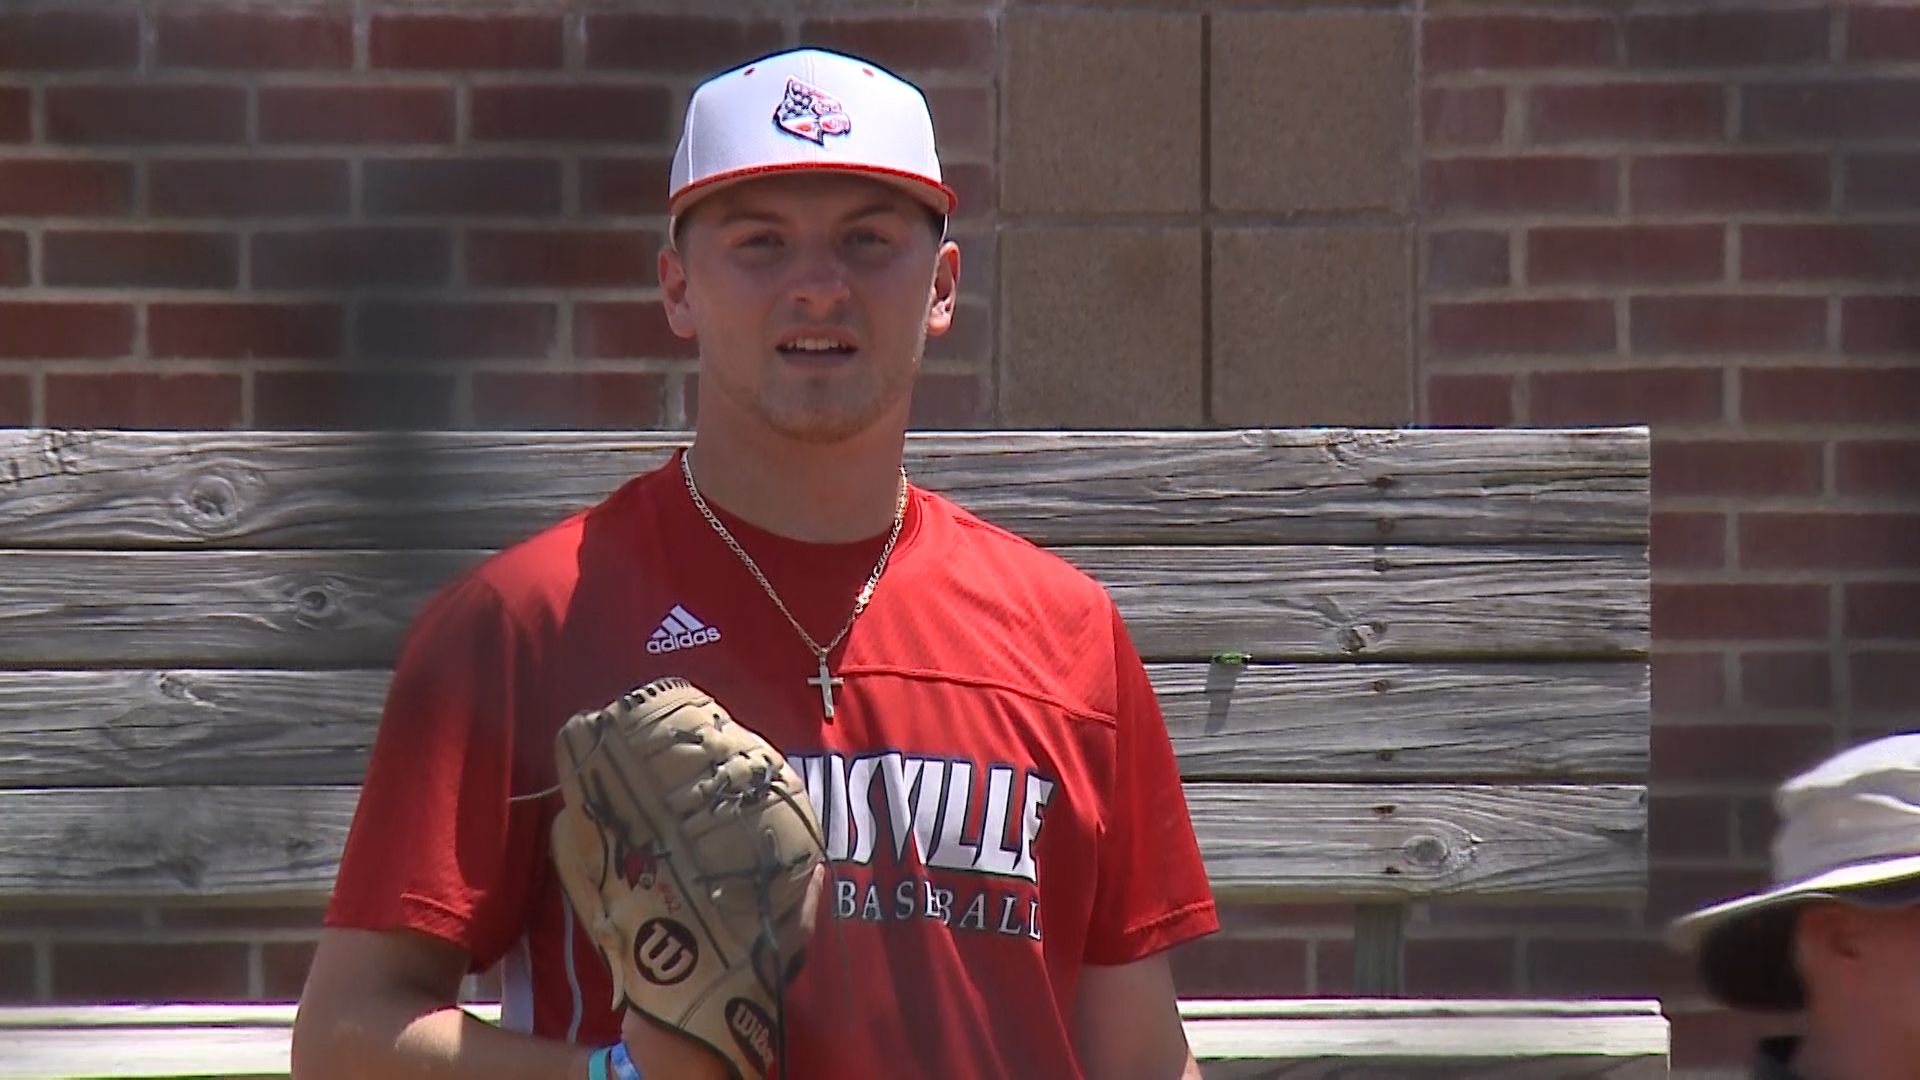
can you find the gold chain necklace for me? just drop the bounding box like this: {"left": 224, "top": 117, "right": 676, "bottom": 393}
{"left": 681, "top": 450, "right": 908, "bottom": 720}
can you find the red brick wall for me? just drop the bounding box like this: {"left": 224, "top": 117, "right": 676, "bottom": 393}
{"left": 3, "top": 4, "right": 1917, "bottom": 1076}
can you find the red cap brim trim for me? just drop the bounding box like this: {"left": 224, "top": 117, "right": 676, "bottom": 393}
{"left": 669, "top": 161, "right": 958, "bottom": 217}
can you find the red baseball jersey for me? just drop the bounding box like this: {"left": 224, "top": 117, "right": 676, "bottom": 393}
{"left": 326, "top": 452, "right": 1219, "bottom": 1078}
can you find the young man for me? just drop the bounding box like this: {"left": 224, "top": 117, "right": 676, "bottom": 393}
{"left": 1667, "top": 734, "right": 1920, "bottom": 1080}
{"left": 293, "top": 48, "right": 1218, "bottom": 1079}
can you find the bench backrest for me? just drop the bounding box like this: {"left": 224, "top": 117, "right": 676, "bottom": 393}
{"left": 0, "top": 427, "right": 1651, "bottom": 993}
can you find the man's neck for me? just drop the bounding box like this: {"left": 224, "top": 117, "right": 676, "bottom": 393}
{"left": 1792, "top": 1026, "right": 1920, "bottom": 1080}
{"left": 685, "top": 423, "right": 907, "bottom": 544}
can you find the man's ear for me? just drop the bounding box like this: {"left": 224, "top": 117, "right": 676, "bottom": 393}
{"left": 924, "top": 240, "right": 961, "bottom": 338}
{"left": 1797, "top": 903, "right": 1866, "bottom": 971}
{"left": 659, "top": 244, "right": 699, "bottom": 340}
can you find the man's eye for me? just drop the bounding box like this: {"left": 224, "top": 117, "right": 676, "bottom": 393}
{"left": 846, "top": 229, "right": 889, "bottom": 247}
{"left": 738, "top": 232, "right": 782, "bottom": 249}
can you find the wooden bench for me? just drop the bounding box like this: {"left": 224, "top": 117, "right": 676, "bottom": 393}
{"left": 0, "top": 427, "right": 1665, "bottom": 1077}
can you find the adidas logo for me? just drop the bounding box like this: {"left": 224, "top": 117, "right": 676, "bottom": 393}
{"left": 646, "top": 605, "right": 722, "bottom": 654}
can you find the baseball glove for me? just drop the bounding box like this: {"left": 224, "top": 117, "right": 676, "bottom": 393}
{"left": 550, "top": 676, "right": 824, "bottom": 1080}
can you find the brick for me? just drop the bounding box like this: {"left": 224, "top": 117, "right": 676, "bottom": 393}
{"left": 925, "top": 86, "right": 993, "bottom": 160}
{"left": 1742, "top": 513, "right": 1920, "bottom": 571}
{"left": 371, "top": 15, "right": 564, "bottom": 70}
{"left": 471, "top": 85, "right": 674, "bottom": 144}
{"left": 1654, "top": 651, "right": 1728, "bottom": 712}
{"left": 45, "top": 373, "right": 241, "bottom": 428}
{"left": 1632, "top": 296, "right": 1826, "bottom": 355}
{"left": 1734, "top": 796, "right": 1779, "bottom": 862}
{"left": 0, "top": 374, "right": 28, "bottom": 425}
{"left": 1424, "top": 374, "right": 1513, "bottom": 425}
{"left": 1848, "top": 582, "right": 1920, "bottom": 639}
{"left": 799, "top": 16, "right": 996, "bottom": 72}
{"left": 1627, "top": 10, "right": 1829, "bottom": 68}
{"left": 150, "top": 303, "right": 343, "bottom": 360}
{"left": 253, "top": 229, "right": 450, "bottom": 290}
{"left": 580, "top": 157, "right": 675, "bottom": 215}
{"left": 0, "top": 13, "right": 139, "bottom": 70}
{"left": 46, "top": 86, "right": 246, "bottom": 145}
{"left": 1170, "top": 935, "right": 1308, "bottom": 998}
{"left": 574, "top": 302, "right": 695, "bottom": 359}
{"left": 1845, "top": 151, "right": 1920, "bottom": 211}
{"left": 52, "top": 942, "right": 248, "bottom": 1001}
{"left": 0, "top": 941, "right": 29, "bottom": 1000}
{"left": 1428, "top": 299, "right": 1614, "bottom": 359}
{"left": 358, "top": 302, "right": 557, "bottom": 361}
{"left": 149, "top": 160, "right": 350, "bottom": 218}
{"left": 1527, "top": 225, "right": 1722, "bottom": 286}
{"left": 1653, "top": 584, "right": 1829, "bottom": 641}
{"left": 1002, "top": 228, "right": 1203, "bottom": 427}
{"left": 1406, "top": 938, "right": 1517, "bottom": 997}
{"left": 1528, "top": 82, "right": 1724, "bottom": 143}
{"left": 0, "top": 303, "right": 134, "bottom": 358}
{"left": 466, "top": 230, "right": 657, "bottom": 289}
{"left": 1651, "top": 511, "right": 1726, "bottom": 570}
{"left": 1743, "top": 367, "right": 1920, "bottom": 424}
{"left": 471, "top": 371, "right": 666, "bottom": 428}
{"left": 1423, "top": 157, "right": 1617, "bottom": 218}
{"left": 0, "top": 232, "right": 24, "bottom": 287}
{"left": 908, "top": 371, "right": 987, "bottom": 429}
{"left": 1424, "top": 87, "right": 1504, "bottom": 146}
{"left": 1651, "top": 793, "right": 1732, "bottom": 860}
{"left": 0, "top": 160, "right": 132, "bottom": 216}
{"left": 259, "top": 87, "right": 455, "bottom": 145}
{"left": 943, "top": 162, "right": 994, "bottom": 220}
{"left": 158, "top": 12, "right": 352, "bottom": 70}
{"left": 1740, "top": 651, "right": 1832, "bottom": 710}
{"left": 44, "top": 231, "right": 237, "bottom": 289}
{"left": 256, "top": 370, "right": 456, "bottom": 430}
{"left": 0, "top": 87, "right": 27, "bottom": 142}
{"left": 1631, "top": 153, "right": 1829, "bottom": 214}
{"left": 1213, "top": 14, "right": 1411, "bottom": 215}
{"left": 1745, "top": 80, "right": 1920, "bottom": 141}
{"left": 262, "top": 942, "right": 316, "bottom": 999}
{"left": 1005, "top": 13, "right": 1200, "bottom": 214}
{"left": 1530, "top": 937, "right": 1693, "bottom": 999}
{"left": 1424, "top": 15, "right": 1614, "bottom": 73}
{"left": 1842, "top": 295, "right": 1920, "bottom": 355}
{"left": 1424, "top": 903, "right": 1638, "bottom": 931}
{"left": 364, "top": 159, "right": 562, "bottom": 217}
{"left": 928, "top": 303, "right": 992, "bottom": 366}
{"left": 156, "top": 906, "right": 325, "bottom": 931}
{"left": 1427, "top": 230, "right": 1509, "bottom": 291}
{"left": 1652, "top": 440, "right": 1823, "bottom": 497}
{"left": 1847, "top": 5, "right": 1920, "bottom": 61}
{"left": 584, "top": 15, "right": 784, "bottom": 72}
{"left": 1854, "top": 650, "right": 1920, "bottom": 711}
{"left": 1837, "top": 439, "right": 1920, "bottom": 497}
{"left": 1211, "top": 228, "right": 1411, "bottom": 425}
{"left": 1744, "top": 224, "right": 1920, "bottom": 283}
{"left": 1651, "top": 723, "right": 1834, "bottom": 786}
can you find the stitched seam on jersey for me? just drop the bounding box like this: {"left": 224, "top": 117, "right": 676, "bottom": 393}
{"left": 832, "top": 664, "right": 1119, "bottom": 729}
{"left": 1119, "top": 897, "right": 1216, "bottom": 939}
{"left": 562, "top": 898, "right": 584, "bottom": 1041}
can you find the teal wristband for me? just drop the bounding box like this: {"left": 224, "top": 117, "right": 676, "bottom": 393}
{"left": 608, "top": 1041, "right": 644, "bottom": 1080}
{"left": 586, "top": 1046, "right": 611, "bottom": 1080}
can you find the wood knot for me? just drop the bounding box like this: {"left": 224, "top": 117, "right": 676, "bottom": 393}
{"left": 178, "top": 474, "right": 240, "bottom": 530}
{"left": 1370, "top": 474, "right": 1395, "bottom": 490}
{"left": 1404, "top": 835, "right": 1449, "bottom": 868}
{"left": 292, "top": 583, "right": 341, "bottom": 625}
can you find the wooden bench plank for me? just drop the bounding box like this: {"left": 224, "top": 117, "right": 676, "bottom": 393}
{"left": 0, "top": 429, "right": 1651, "bottom": 550}
{"left": 0, "top": 1001, "right": 1669, "bottom": 1080}
{"left": 0, "top": 545, "right": 1648, "bottom": 668}
{"left": 0, "top": 661, "right": 1647, "bottom": 788}
{"left": 0, "top": 784, "right": 1645, "bottom": 902}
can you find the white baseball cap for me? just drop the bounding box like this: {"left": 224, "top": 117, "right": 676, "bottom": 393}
{"left": 1667, "top": 733, "right": 1920, "bottom": 1010}
{"left": 668, "top": 48, "right": 957, "bottom": 234}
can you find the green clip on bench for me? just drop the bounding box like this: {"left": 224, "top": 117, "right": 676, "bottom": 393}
{"left": 0, "top": 428, "right": 1666, "bottom": 1078}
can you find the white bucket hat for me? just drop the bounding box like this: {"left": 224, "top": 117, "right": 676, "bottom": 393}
{"left": 1666, "top": 732, "right": 1920, "bottom": 1010}
{"left": 668, "top": 48, "right": 957, "bottom": 236}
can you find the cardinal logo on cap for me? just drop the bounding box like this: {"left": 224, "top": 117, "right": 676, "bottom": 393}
{"left": 774, "top": 78, "right": 852, "bottom": 145}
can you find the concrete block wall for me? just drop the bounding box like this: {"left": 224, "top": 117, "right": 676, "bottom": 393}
{"left": 2, "top": 3, "right": 1917, "bottom": 1075}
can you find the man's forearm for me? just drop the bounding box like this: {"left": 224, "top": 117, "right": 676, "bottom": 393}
{"left": 293, "top": 998, "right": 593, "bottom": 1080}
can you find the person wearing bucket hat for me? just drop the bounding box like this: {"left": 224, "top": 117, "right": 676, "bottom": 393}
{"left": 296, "top": 46, "right": 1217, "bottom": 1080}
{"left": 1667, "top": 733, "right": 1920, "bottom": 1079}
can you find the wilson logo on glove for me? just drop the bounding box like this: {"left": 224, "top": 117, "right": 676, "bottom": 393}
{"left": 726, "top": 997, "right": 775, "bottom": 1075}
{"left": 634, "top": 918, "right": 698, "bottom": 986}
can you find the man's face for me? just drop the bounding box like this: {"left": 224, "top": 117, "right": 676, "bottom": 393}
{"left": 1799, "top": 899, "right": 1920, "bottom": 1043}
{"left": 659, "top": 172, "right": 959, "bottom": 445}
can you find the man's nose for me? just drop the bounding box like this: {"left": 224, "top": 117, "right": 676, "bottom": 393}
{"left": 786, "top": 245, "right": 852, "bottom": 313}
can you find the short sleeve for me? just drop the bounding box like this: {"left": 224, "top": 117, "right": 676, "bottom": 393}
{"left": 323, "top": 573, "right": 548, "bottom": 973}
{"left": 1082, "top": 604, "right": 1220, "bottom": 965}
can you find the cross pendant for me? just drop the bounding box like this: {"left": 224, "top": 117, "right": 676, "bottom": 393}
{"left": 806, "top": 656, "right": 845, "bottom": 721}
